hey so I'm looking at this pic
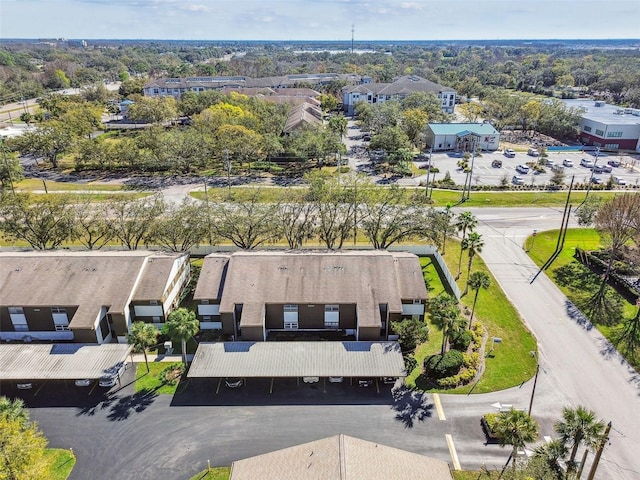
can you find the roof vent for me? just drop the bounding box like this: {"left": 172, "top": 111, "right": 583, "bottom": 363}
{"left": 277, "top": 266, "right": 288, "bottom": 271}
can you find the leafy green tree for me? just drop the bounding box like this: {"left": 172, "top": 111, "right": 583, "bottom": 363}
{"left": 359, "top": 185, "right": 428, "bottom": 249}
{"left": 462, "top": 231, "right": 484, "bottom": 295}
{"left": 555, "top": 406, "right": 605, "bottom": 475}
{"left": 72, "top": 198, "right": 113, "bottom": 250}
{"left": 0, "top": 193, "right": 76, "bottom": 249}
{"left": 128, "top": 322, "right": 160, "bottom": 373}
{"left": 0, "top": 396, "right": 28, "bottom": 424}
{"left": 328, "top": 114, "right": 348, "bottom": 139}
{"left": 426, "top": 206, "right": 456, "bottom": 255}
{"left": 391, "top": 317, "right": 429, "bottom": 352}
{"left": 369, "top": 125, "right": 411, "bottom": 155}
{"left": 107, "top": 194, "right": 166, "bottom": 250}
{"left": 275, "top": 191, "right": 317, "bottom": 249}
{"left": 0, "top": 147, "right": 23, "bottom": 191}
{"left": 128, "top": 96, "right": 178, "bottom": 124}
{"left": 468, "top": 271, "right": 491, "bottom": 329}
{"left": 494, "top": 408, "right": 539, "bottom": 472}
{"left": 16, "top": 122, "right": 73, "bottom": 168}
{"left": 532, "top": 439, "right": 568, "bottom": 478}
{"left": 164, "top": 308, "right": 199, "bottom": 366}
{"left": 615, "top": 300, "right": 640, "bottom": 363}
{"left": 209, "top": 190, "right": 281, "bottom": 249}
{"left": 319, "top": 94, "right": 338, "bottom": 113}
{"left": 401, "top": 108, "right": 428, "bottom": 148}
{"left": 151, "top": 197, "right": 208, "bottom": 251}
{"left": 575, "top": 196, "right": 602, "bottom": 227}
{"left": 457, "top": 102, "right": 484, "bottom": 122}
{"left": 455, "top": 211, "right": 477, "bottom": 278}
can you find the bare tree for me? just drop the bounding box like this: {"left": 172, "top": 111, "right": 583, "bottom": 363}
{"left": 151, "top": 197, "right": 209, "bottom": 252}
{"left": 107, "top": 193, "right": 166, "bottom": 250}
{"left": 275, "top": 191, "right": 317, "bottom": 249}
{"left": 72, "top": 198, "right": 113, "bottom": 250}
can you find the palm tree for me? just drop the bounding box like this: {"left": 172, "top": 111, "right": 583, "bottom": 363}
{"left": 554, "top": 405, "right": 605, "bottom": 476}
{"left": 533, "top": 439, "right": 568, "bottom": 477}
{"left": 494, "top": 408, "right": 539, "bottom": 472}
{"left": 127, "top": 321, "right": 160, "bottom": 373}
{"left": 164, "top": 308, "right": 200, "bottom": 366}
{"left": 455, "top": 211, "right": 477, "bottom": 279}
{"left": 462, "top": 231, "right": 484, "bottom": 295}
{"left": 428, "top": 294, "right": 463, "bottom": 355}
{"left": 468, "top": 271, "right": 491, "bottom": 329}
{"left": 0, "top": 396, "right": 29, "bottom": 424}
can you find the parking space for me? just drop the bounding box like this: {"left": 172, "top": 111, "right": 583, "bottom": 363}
{"left": 418, "top": 150, "right": 640, "bottom": 187}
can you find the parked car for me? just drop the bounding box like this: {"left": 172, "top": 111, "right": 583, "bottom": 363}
{"left": 593, "top": 165, "right": 605, "bottom": 173}
{"left": 614, "top": 176, "right": 627, "bottom": 185}
{"left": 358, "top": 378, "right": 375, "bottom": 387}
{"left": 99, "top": 362, "right": 126, "bottom": 388}
{"left": 601, "top": 165, "right": 612, "bottom": 173}
{"left": 527, "top": 148, "right": 539, "bottom": 157}
{"left": 551, "top": 165, "right": 564, "bottom": 173}
{"left": 16, "top": 382, "right": 33, "bottom": 390}
{"left": 580, "top": 158, "right": 594, "bottom": 168}
{"left": 591, "top": 177, "right": 603, "bottom": 184}
{"left": 545, "top": 159, "right": 555, "bottom": 167}
{"left": 328, "top": 377, "right": 344, "bottom": 383}
{"left": 503, "top": 149, "right": 516, "bottom": 158}
{"left": 563, "top": 158, "right": 574, "bottom": 167}
{"left": 515, "top": 164, "right": 530, "bottom": 174}
{"left": 512, "top": 175, "right": 525, "bottom": 185}
{"left": 74, "top": 379, "right": 92, "bottom": 387}
{"left": 607, "top": 159, "right": 621, "bottom": 167}
{"left": 99, "top": 376, "right": 117, "bottom": 388}
{"left": 381, "top": 377, "right": 397, "bottom": 384}
{"left": 225, "top": 378, "right": 243, "bottom": 388}
{"left": 491, "top": 159, "right": 503, "bottom": 168}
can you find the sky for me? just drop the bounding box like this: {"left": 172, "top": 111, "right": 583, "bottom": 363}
{"left": 1, "top": 0, "right": 639, "bottom": 41}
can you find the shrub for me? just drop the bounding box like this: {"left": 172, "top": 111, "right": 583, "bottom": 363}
{"left": 450, "top": 330, "right": 472, "bottom": 351}
{"left": 463, "top": 352, "right": 480, "bottom": 369}
{"left": 404, "top": 354, "right": 417, "bottom": 373}
{"left": 424, "top": 349, "right": 464, "bottom": 379}
{"left": 159, "top": 363, "right": 185, "bottom": 386}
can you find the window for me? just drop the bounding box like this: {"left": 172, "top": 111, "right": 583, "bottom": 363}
{"left": 604, "top": 144, "right": 619, "bottom": 150}
{"left": 152, "top": 316, "right": 161, "bottom": 323}
{"left": 149, "top": 300, "right": 158, "bottom": 305}
{"left": 606, "top": 131, "right": 623, "bottom": 138}
{"left": 595, "top": 129, "right": 605, "bottom": 136}
{"left": 8, "top": 307, "right": 24, "bottom": 314}
{"left": 201, "top": 300, "right": 209, "bottom": 305}
{"left": 51, "top": 307, "right": 66, "bottom": 314}
{"left": 284, "top": 304, "right": 298, "bottom": 312}
{"left": 325, "top": 305, "right": 339, "bottom": 312}
{"left": 583, "top": 125, "right": 592, "bottom": 132}
{"left": 55, "top": 325, "right": 70, "bottom": 331}
{"left": 284, "top": 321, "right": 298, "bottom": 330}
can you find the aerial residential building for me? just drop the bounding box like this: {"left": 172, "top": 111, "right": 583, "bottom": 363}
{"left": 0, "top": 251, "right": 190, "bottom": 344}
{"left": 342, "top": 75, "right": 456, "bottom": 116}
{"left": 425, "top": 123, "right": 501, "bottom": 152}
{"left": 193, "top": 250, "right": 428, "bottom": 342}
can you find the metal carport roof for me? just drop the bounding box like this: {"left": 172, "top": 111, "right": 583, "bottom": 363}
{"left": 187, "top": 341, "right": 406, "bottom": 378}
{"left": 0, "top": 344, "right": 132, "bottom": 380}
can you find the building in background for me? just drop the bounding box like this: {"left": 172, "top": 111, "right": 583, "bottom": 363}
{"left": 425, "top": 123, "right": 500, "bottom": 152}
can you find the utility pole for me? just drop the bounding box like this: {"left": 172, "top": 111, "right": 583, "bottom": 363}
{"left": 424, "top": 145, "right": 432, "bottom": 198}
{"left": 527, "top": 364, "right": 540, "bottom": 416}
{"left": 351, "top": 24, "right": 355, "bottom": 54}
{"left": 586, "top": 421, "right": 611, "bottom": 480}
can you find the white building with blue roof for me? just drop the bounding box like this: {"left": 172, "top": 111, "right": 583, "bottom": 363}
{"left": 425, "top": 123, "right": 500, "bottom": 152}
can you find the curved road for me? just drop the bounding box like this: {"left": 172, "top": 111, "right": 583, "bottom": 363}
{"left": 462, "top": 206, "right": 640, "bottom": 480}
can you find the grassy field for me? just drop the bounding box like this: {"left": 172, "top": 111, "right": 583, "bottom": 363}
{"left": 406, "top": 240, "right": 538, "bottom": 394}
{"left": 191, "top": 184, "right": 617, "bottom": 208}
{"left": 15, "top": 178, "right": 132, "bottom": 192}
{"left": 135, "top": 362, "right": 186, "bottom": 395}
{"left": 43, "top": 448, "right": 76, "bottom": 480}
{"left": 526, "top": 228, "right": 639, "bottom": 370}
{"left": 189, "top": 467, "right": 231, "bottom": 480}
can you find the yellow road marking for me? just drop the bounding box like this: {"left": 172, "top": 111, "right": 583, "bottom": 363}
{"left": 445, "top": 434, "right": 461, "bottom": 470}
{"left": 433, "top": 393, "right": 446, "bottom": 420}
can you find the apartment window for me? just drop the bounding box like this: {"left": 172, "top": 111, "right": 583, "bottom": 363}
{"left": 203, "top": 316, "right": 211, "bottom": 321}
{"left": 152, "top": 316, "right": 161, "bottom": 323}
{"left": 604, "top": 144, "right": 619, "bottom": 150}
{"left": 201, "top": 300, "right": 209, "bottom": 305}
{"left": 595, "top": 129, "right": 605, "bottom": 136}
{"left": 324, "top": 305, "right": 339, "bottom": 328}
{"left": 284, "top": 322, "right": 298, "bottom": 330}
{"left": 55, "top": 325, "right": 70, "bottom": 331}
{"left": 583, "top": 125, "right": 592, "bottom": 132}
{"left": 149, "top": 300, "right": 159, "bottom": 305}
{"left": 284, "top": 304, "right": 298, "bottom": 312}
{"left": 8, "top": 307, "right": 24, "bottom": 314}
{"left": 51, "top": 307, "right": 66, "bottom": 314}
{"left": 606, "top": 131, "right": 623, "bottom": 138}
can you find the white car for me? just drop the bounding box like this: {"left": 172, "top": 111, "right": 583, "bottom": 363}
{"left": 99, "top": 376, "right": 117, "bottom": 388}
{"left": 328, "top": 377, "right": 344, "bottom": 383}
{"left": 527, "top": 148, "right": 539, "bottom": 157}
{"left": 515, "top": 164, "right": 530, "bottom": 174}
{"left": 546, "top": 159, "right": 555, "bottom": 167}
{"left": 99, "top": 363, "right": 126, "bottom": 387}
{"left": 512, "top": 175, "right": 525, "bottom": 185}
{"left": 225, "top": 378, "right": 243, "bottom": 388}
{"left": 563, "top": 159, "right": 574, "bottom": 167}
{"left": 580, "top": 158, "right": 594, "bottom": 168}
{"left": 503, "top": 149, "right": 516, "bottom": 158}
{"left": 614, "top": 177, "right": 627, "bottom": 185}
{"left": 75, "top": 379, "right": 92, "bottom": 387}
{"left": 16, "top": 382, "right": 33, "bottom": 390}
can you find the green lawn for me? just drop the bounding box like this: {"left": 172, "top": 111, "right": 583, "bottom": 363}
{"left": 453, "top": 471, "right": 500, "bottom": 480}
{"left": 43, "top": 448, "right": 76, "bottom": 480}
{"left": 191, "top": 185, "right": 616, "bottom": 208}
{"left": 189, "top": 467, "right": 231, "bottom": 480}
{"left": 406, "top": 242, "right": 538, "bottom": 394}
{"left": 135, "top": 362, "right": 187, "bottom": 395}
{"left": 526, "top": 228, "right": 639, "bottom": 370}
{"left": 15, "top": 178, "right": 132, "bottom": 192}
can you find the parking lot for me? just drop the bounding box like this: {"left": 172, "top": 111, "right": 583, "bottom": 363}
{"left": 415, "top": 150, "right": 640, "bottom": 188}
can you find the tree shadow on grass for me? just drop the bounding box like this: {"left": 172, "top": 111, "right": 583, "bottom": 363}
{"left": 391, "top": 385, "right": 434, "bottom": 428}
{"left": 76, "top": 388, "right": 158, "bottom": 421}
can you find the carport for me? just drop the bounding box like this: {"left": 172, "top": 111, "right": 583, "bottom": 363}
{"left": 187, "top": 341, "right": 406, "bottom": 393}
{"left": 0, "top": 343, "right": 132, "bottom": 393}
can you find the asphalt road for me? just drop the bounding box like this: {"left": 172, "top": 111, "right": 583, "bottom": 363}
{"left": 17, "top": 207, "right": 640, "bottom": 480}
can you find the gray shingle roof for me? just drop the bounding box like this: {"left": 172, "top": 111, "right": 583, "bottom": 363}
{"left": 187, "top": 341, "right": 405, "bottom": 378}
{"left": 229, "top": 434, "right": 453, "bottom": 480}
{"left": 0, "top": 344, "right": 132, "bottom": 380}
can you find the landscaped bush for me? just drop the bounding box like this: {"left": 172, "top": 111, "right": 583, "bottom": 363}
{"left": 160, "top": 363, "right": 185, "bottom": 386}
{"left": 424, "top": 349, "right": 464, "bottom": 379}
{"left": 450, "top": 330, "right": 472, "bottom": 351}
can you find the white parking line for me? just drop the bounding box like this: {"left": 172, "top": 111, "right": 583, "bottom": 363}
{"left": 445, "top": 434, "right": 461, "bottom": 470}
{"left": 433, "top": 393, "right": 446, "bottom": 420}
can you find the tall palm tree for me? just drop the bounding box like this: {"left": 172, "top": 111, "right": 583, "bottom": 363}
{"left": 554, "top": 405, "right": 605, "bottom": 475}
{"left": 462, "top": 231, "right": 484, "bottom": 295}
{"left": 455, "top": 211, "right": 477, "bottom": 279}
{"left": 428, "top": 294, "right": 463, "bottom": 355}
{"left": 164, "top": 308, "right": 200, "bottom": 366}
{"left": 127, "top": 321, "right": 160, "bottom": 373}
{"left": 468, "top": 271, "right": 491, "bottom": 329}
{"left": 533, "top": 439, "right": 568, "bottom": 477}
{"left": 494, "top": 408, "right": 538, "bottom": 472}
{"left": 0, "top": 396, "right": 29, "bottom": 424}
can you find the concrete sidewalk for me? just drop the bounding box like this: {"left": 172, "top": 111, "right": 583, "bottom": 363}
{"left": 129, "top": 353, "right": 194, "bottom": 363}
